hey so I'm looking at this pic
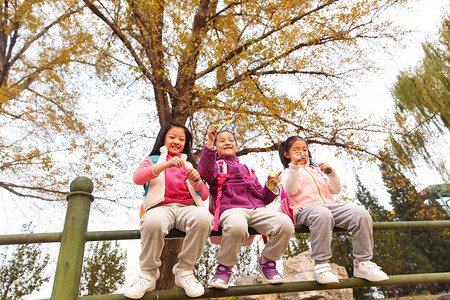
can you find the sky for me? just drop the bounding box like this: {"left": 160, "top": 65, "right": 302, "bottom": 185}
{"left": 348, "top": 0, "right": 450, "bottom": 207}
{"left": 0, "top": 0, "right": 449, "bottom": 298}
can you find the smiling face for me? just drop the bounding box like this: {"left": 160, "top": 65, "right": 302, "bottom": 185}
{"left": 284, "top": 139, "right": 309, "bottom": 165}
{"left": 164, "top": 126, "right": 186, "bottom": 155}
{"left": 215, "top": 131, "right": 238, "bottom": 157}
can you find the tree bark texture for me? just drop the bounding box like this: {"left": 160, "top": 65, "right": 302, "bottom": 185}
{"left": 155, "top": 239, "right": 183, "bottom": 290}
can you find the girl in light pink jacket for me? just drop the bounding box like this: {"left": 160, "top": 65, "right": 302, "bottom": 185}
{"left": 279, "top": 136, "right": 388, "bottom": 285}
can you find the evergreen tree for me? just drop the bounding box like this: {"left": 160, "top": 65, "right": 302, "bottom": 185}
{"left": 380, "top": 157, "right": 450, "bottom": 294}
{"left": 335, "top": 175, "right": 434, "bottom": 299}
{"left": 0, "top": 224, "right": 50, "bottom": 300}
{"left": 79, "top": 241, "right": 127, "bottom": 296}
{"left": 354, "top": 175, "right": 392, "bottom": 222}
{"left": 380, "top": 155, "right": 449, "bottom": 222}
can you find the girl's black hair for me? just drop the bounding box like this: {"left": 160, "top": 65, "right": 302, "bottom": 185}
{"left": 149, "top": 120, "right": 197, "bottom": 167}
{"left": 278, "top": 136, "right": 313, "bottom": 168}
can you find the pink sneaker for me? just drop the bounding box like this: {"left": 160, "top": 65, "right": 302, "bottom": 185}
{"left": 208, "top": 264, "right": 232, "bottom": 289}
{"left": 257, "top": 256, "right": 284, "bottom": 284}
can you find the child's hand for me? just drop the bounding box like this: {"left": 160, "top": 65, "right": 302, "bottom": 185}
{"left": 186, "top": 168, "right": 201, "bottom": 185}
{"left": 290, "top": 152, "right": 303, "bottom": 165}
{"left": 167, "top": 156, "right": 185, "bottom": 169}
{"left": 318, "top": 162, "right": 333, "bottom": 174}
{"left": 267, "top": 171, "right": 281, "bottom": 191}
{"left": 206, "top": 125, "right": 218, "bottom": 148}
{"left": 153, "top": 156, "right": 185, "bottom": 175}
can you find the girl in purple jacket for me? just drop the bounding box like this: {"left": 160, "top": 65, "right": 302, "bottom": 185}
{"left": 198, "top": 125, "right": 294, "bottom": 289}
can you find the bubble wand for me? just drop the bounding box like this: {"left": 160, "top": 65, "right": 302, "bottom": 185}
{"left": 301, "top": 154, "right": 330, "bottom": 174}
{"left": 268, "top": 172, "right": 277, "bottom": 189}
{"left": 217, "top": 119, "right": 233, "bottom": 129}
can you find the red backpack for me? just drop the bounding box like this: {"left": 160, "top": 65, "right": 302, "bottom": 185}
{"left": 279, "top": 186, "right": 295, "bottom": 224}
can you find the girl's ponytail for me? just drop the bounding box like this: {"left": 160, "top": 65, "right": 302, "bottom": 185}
{"left": 278, "top": 140, "right": 291, "bottom": 169}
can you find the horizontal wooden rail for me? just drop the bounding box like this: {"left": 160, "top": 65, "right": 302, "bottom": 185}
{"left": 72, "top": 272, "right": 450, "bottom": 300}
{"left": 1, "top": 220, "right": 450, "bottom": 245}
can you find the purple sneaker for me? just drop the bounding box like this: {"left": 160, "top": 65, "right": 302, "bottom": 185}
{"left": 257, "top": 256, "right": 284, "bottom": 284}
{"left": 208, "top": 264, "right": 232, "bottom": 289}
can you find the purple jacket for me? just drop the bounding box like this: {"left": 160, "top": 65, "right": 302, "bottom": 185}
{"left": 198, "top": 145, "right": 279, "bottom": 217}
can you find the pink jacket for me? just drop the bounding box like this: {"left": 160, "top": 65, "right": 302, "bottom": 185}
{"left": 281, "top": 161, "right": 341, "bottom": 217}
{"left": 133, "top": 146, "right": 209, "bottom": 211}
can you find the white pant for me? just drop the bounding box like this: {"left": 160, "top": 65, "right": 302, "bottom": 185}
{"left": 139, "top": 203, "right": 214, "bottom": 277}
{"left": 217, "top": 207, "right": 295, "bottom": 267}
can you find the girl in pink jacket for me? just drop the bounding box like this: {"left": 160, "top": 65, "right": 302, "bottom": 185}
{"left": 279, "top": 136, "right": 389, "bottom": 284}
{"left": 124, "top": 120, "right": 213, "bottom": 299}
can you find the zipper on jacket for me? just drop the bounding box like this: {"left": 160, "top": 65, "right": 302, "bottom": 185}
{"left": 304, "top": 166, "right": 327, "bottom": 204}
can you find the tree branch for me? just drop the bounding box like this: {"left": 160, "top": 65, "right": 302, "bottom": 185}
{"left": 195, "top": 0, "right": 339, "bottom": 80}
{"left": 0, "top": 181, "right": 67, "bottom": 201}
{"left": 9, "top": 5, "right": 82, "bottom": 68}
{"left": 82, "top": 0, "right": 156, "bottom": 86}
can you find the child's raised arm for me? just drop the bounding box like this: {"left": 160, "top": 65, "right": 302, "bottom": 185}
{"left": 318, "top": 163, "right": 341, "bottom": 194}
{"left": 249, "top": 171, "right": 280, "bottom": 205}
{"left": 198, "top": 145, "right": 218, "bottom": 182}
{"left": 206, "top": 125, "right": 218, "bottom": 149}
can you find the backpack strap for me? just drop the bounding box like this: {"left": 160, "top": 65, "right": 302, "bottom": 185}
{"left": 143, "top": 155, "right": 160, "bottom": 197}
{"left": 245, "top": 165, "right": 255, "bottom": 180}
{"left": 213, "top": 160, "right": 254, "bottom": 231}
{"left": 213, "top": 160, "right": 227, "bottom": 231}
{"left": 280, "top": 186, "right": 295, "bottom": 224}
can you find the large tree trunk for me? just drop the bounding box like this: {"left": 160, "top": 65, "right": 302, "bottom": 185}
{"left": 155, "top": 239, "right": 183, "bottom": 290}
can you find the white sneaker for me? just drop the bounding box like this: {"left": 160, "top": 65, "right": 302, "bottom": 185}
{"left": 313, "top": 263, "right": 340, "bottom": 284}
{"left": 173, "top": 266, "right": 205, "bottom": 297}
{"left": 123, "top": 273, "right": 156, "bottom": 299}
{"left": 354, "top": 260, "right": 389, "bottom": 281}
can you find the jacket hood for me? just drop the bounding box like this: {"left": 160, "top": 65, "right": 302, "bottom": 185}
{"left": 159, "top": 145, "right": 187, "bottom": 161}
